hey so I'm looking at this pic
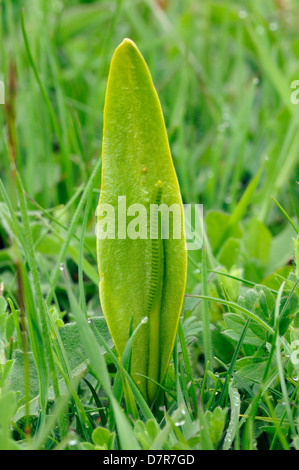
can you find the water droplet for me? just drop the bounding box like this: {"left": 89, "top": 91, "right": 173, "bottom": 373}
{"left": 141, "top": 316, "right": 148, "bottom": 324}
{"left": 69, "top": 439, "right": 77, "bottom": 446}
{"left": 269, "top": 22, "right": 278, "bottom": 32}
{"left": 59, "top": 263, "right": 64, "bottom": 271}
{"left": 175, "top": 420, "right": 186, "bottom": 427}
{"left": 238, "top": 10, "right": 248, "bottom": 19}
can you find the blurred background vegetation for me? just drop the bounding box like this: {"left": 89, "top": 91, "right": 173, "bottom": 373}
{"left": 0, "top": 0, "right": 298, "bottom": 305}
{"left": 0, "top": 0, "right": 299, "bottom": 450}
{"left": 1, "top": 0, "right": 298, "bottom": 207}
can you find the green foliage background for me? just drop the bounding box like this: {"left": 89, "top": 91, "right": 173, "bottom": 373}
{"left": 0, "top": 0, "right": 298, "bottom": 451}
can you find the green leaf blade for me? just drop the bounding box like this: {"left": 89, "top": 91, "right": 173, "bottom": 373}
{"left": 97, "top": 38, "right": 187, "bottom": 402}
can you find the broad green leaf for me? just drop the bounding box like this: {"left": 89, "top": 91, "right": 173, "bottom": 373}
{"left": 218, "top": 238, "right": 242, "bottom": 270}
{"left": 243, "top": 218, "right": 272, "bottom": 266}
{"left": 216, "top": 266, "right": 242, "bottom": 302}
{"left": 35, "top": 232, "right": 100, "bottom": 286}
{"left": 223, "top": 313, "right": 265, "bottom": 347}
{"left": 92, "top": 427, "right": 116, "bottom": 450}
{"left": 242, "top": 286, "right": 275, "bottom": 324}
{"left": 205, "top": 210, "right": 243, "bottom": 254}
{"left": 134, "top": 419, "right": 159, "bottom": 450}
{"left": 57, "top": 316, "right": 113, "bottom": 368}
{"left": 97, "top": 39, "right": 187, "bottom": 403}
{"left": 267, "top": 223, "right": 295, "bottom": 275}
{"left": 262, "top": 266, "right": 293, "bottom": 291}
{"left": 234, "top": 357, "right": 269, "bottom": 385}
{"left": 205, "top": 406, "right": 227, "bottom": 447}
{"left": 7, "top": 318, "right": 113, "bottom": 420}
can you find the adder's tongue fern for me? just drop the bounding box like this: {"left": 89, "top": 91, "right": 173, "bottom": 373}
{"left": 97, "top": 39, "right": 187, "bottom": 404}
